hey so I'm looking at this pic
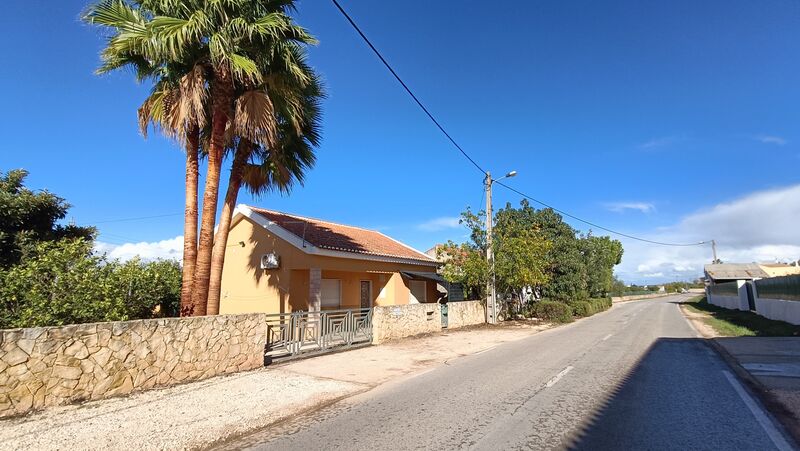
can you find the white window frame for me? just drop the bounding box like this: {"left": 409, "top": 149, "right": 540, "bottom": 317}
{"left": 320, "top": 279, "right": 342, "bottom": 309}
{"left": 409, "top": 280, "right": 427, "bottom": 304}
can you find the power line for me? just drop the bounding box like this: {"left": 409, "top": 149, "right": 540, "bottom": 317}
{"left": 329, "top": 0, "right": 486, "bottom": 175}
{"left": 331, "top": 0, "right": 709, "bottom": 248}
{"left": 88, "top": 213, "right": 183, "bottom": 225}
{"left": 495, "top": 181, "right": 709, "bottom": 247}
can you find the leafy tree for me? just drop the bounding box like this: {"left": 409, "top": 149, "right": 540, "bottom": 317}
{"left": 440, "top": 200, "right": 624, "bottom": 314}
{"left": 610, "top": 276, "right": 627, "bottom": 296}
{"left": 0, "top": 169, "right": 94, "bottom": 268}
{"left": 438, "top": 241, "right": 489, "bottom": 301}
{"left": 0, "top": 238, "right": 181, "bottom": 328}
{"left": 439, "top": 205, "right": 551, "bottom": 309}
{"left": 581, "top": 234, "right": 623, "bottom": 298}
{"left": 521, "top": 204, "right": 588, "bottom": 301}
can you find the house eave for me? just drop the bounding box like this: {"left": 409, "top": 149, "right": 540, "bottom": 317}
{"left": 234, "top": 205, "right": 440, "bottom": 268}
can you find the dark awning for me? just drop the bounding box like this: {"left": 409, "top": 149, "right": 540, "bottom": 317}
{"left": 400, "top": 271, "right": 448, "bottom": 284}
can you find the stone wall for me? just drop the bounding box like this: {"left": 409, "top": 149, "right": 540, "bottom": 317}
{"left": 0, "top": 314, "right": 266, "bottom": 418}
{"left": 371, "top": 301, "right": 486, "bottom": 344}
{"left": 446, "top": 301, "right": 485, "bottom": 329}
{"left": 371, "top": 303, "right": 441, "bottom": 344}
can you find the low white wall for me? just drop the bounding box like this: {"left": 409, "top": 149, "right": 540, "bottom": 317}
{"left": 707, "top": 293, "right": 742, "bottom": 310}
{"left": 754, "top": 298, "right": 800, "bottom": 325}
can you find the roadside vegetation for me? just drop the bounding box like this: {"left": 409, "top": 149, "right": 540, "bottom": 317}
{"left": 684, "top": 295, "right": 800, "bottom": 337}
{"left": 439, "top": 201, "right": 622, "bottom": 322}
{"left": 611, "top": 279, "right": 704, "bottom": 297}
{"left": 83, "top": 0, "right": 323, "bottom": 317}
{"left": 0, "top": 170, "right": 181, "bottom": 329}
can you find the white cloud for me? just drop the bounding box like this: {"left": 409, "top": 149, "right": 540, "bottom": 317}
{"left": 755, "top": 135, "right": 787, "bottom": 146}
{"left": 638, "top": 136, "right": 678, "bottom": 150}
{"left": 615, "top": 184, "right": 800, "bottom": 283}
{"left": 417, "top": 216, "right": 462, "bottom": 232}
{"left": 95, "top": 236, "right": 183, "bottom": 262}
{"left": 605, "top": 202, "right": 655, "bottom": 214}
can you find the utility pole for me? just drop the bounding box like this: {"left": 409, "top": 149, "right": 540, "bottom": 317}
{"left": 485, "top": 172, "right": 496, "bottom": 324}
{"left": 711, "top": 239, "right": 718, "bottom": 263}
{"left": 483, "top": 170, "right": 516, "bottom": 325}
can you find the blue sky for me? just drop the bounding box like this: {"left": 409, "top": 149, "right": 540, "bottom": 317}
{"left": 2, "top": 0, "right": 800, "bottom": 284}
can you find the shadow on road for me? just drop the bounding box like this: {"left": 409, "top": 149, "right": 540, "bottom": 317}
{"left": 565, "top": 338, "right": 794, "bottom": 451}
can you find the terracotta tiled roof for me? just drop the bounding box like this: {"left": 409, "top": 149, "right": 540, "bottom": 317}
{"left": 248, "top": 207, "right": 436, "bottom": 264}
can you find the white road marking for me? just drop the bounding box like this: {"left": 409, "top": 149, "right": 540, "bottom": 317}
{"left": 722, "top": 370, "right": 794, "bottom": 451}
{"left": 602, "top": 334, "right": 613, "bottom": 341}
{"left": 474, "top": 346, "right": 496, "bottom": 355}
{"left": 545, "top": 366, "right": 574, "bottom": 388}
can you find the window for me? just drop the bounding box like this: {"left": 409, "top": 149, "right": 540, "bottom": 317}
{"left": 409, "top": 280, "right": 427, "bottom": 304}
{"left": 321, "top": 279, "right": 341, "bottom": 309}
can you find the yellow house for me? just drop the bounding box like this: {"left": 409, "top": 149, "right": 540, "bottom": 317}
{"left": 219, "top": 205, "right": 442, "bottom": 314}
{"left": 759, "top": 263, "right": 800, "bottom": 278}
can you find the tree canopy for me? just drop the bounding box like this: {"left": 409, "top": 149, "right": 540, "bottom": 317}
{"left": 0, "top": 169, "right": 181, "bottom": 328}
{"left": 439, "top": 200, "right": 624, "bottom": 306}
{"left": 0, "top": 169, "right": 95, "bottom": 268}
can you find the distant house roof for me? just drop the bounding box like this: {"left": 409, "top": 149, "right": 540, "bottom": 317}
{"left": 239, "top": 205, "right": 437, "bottom": 266}
{"left": 704, "top": 263, "right": 769, "bottom": 281}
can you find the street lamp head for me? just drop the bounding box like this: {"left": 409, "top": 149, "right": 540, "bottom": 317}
{"left": 505, "top": 170, "right": 517, "bottom": 178}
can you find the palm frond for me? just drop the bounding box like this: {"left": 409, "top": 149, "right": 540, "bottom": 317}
{"left": 234, "top": 90, "right": 277, "bottom": 148}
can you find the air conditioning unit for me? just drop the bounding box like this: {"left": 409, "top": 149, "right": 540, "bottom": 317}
{"left": 260, "top": 252, "right": 280, "bottom": 269}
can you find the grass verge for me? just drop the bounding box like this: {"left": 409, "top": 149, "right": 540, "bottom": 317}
{"left": 684, "top": 295, "right": 800, "bottom": 337}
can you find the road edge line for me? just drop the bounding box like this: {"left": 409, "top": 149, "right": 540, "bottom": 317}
{"left": 675, "top": 300, "right": 800, "bottom": 447}
{"left": 722, "top": 370, "right": 794, "bottom": 451}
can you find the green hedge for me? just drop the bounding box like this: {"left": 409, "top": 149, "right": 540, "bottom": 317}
{"left": 756, "top": 275, "right": 800, "bottom": 301}
{"left": 568, "top": 300, "right": 596, "bottom": 317}
{"left": 529, "top": 301, "right": 573, "bottom": 323}
{"left": 589, "top": 297, "right": 612, "bottom": 312}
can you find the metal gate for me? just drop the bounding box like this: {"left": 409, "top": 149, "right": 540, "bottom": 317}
{"left": 441, "top": 302, "right": 448, "bottom": 328}
{"left": 264, "top": 308, "right": 373, "bottom": 360}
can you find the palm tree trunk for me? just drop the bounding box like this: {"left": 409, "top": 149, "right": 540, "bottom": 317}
{"left": 206, "top": 140, "right": 252, "bottom": 315}
{"left": 191, "top": 71, "right": 232, "bottom": 316}
{"left": 179, "top": 124, "right": 200, "bottom": 317}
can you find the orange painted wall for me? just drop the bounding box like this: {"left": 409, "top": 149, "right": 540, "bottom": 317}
{"left": 219, "top": 216, "right": 440, "bottom": 314}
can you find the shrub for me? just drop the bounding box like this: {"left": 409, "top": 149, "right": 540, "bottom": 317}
{"left": 569, "top": 300, "right": 595, "bottom": 318}
{"left": 0, "top": 239, "right": 181, "bottom": 328}
{"left": 529, "top": 300, "right": 573, "bottom": 323}
{"left": 589, "top": 297, "right": 612, "bottom": 313}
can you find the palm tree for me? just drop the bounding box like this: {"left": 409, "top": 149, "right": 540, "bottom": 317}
{"left": 205, "top": 46, "right": 323, "bottom": 314}
{"left": 136, "top": 68, "right": 208, "bottom": 315}
{"left": 85, "top": 0, "right": 319, "bottom": 315}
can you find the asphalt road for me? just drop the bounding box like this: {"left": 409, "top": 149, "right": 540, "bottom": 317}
{"left": 222, "top": 294, "right": 796, "bottom": 450}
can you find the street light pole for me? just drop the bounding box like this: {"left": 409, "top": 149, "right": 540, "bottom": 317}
{"left": 485, "top": 172, "right": 495, "bottom": 324}
{"left": 711, "top": 239, "right": 718, "bottom": 263}
{"left": 484, "top": 170, "right": 516, "bottom": 325}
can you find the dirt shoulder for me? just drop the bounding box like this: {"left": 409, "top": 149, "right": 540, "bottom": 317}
{"left": 0, "top": 323, "right": 548, "bottom": 451}
{"left": 679, "top": 303, "right": 719, "bottom": 338}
